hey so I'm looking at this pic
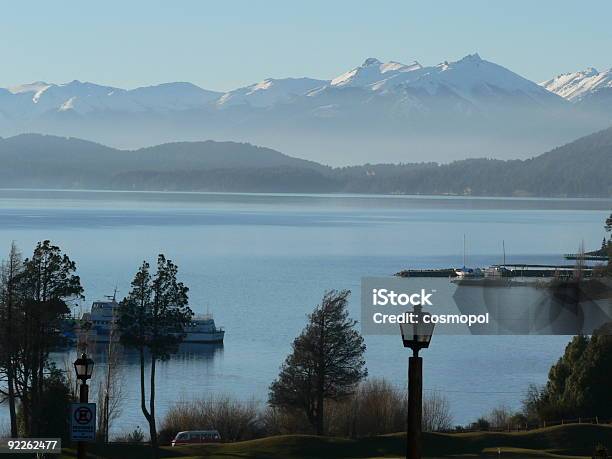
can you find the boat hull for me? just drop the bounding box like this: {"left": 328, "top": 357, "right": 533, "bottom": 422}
{"left": 183, "top": 331, "right": 225, "bottom": 344}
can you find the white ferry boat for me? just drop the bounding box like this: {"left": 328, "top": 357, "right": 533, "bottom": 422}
{"left": 81, "top": 299, "right": 224, "bottom": 344}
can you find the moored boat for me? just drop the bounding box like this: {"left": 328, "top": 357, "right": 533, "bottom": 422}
{"left": 78, "top": 298, "right": 224, "bottom": 344}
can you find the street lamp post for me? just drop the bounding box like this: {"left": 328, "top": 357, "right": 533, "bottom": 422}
{"left": 400, "top": 305, "right": 434, "bottom": 459}
{"left": 74, "top": 353, "right": 94, "bottom": 459}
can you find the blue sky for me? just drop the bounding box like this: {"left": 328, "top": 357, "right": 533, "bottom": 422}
{"left": 1, "top": 0, "right": 611, "bottom": 91}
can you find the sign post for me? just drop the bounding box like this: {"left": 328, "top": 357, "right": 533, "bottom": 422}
{"left": 70, "top": 403, "right": 96, "bottom": 443}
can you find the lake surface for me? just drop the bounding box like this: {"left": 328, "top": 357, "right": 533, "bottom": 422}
{"left": 0, "top": 189, "right": 610, "bottom": 436}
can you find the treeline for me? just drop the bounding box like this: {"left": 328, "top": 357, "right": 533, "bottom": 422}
{"left": 110, "top": 151, "right": 611, "bottom": 196}
{"left": 1, "top": 125, "right": 612, "bottom": 196}
{"left": 104, "top": 127, "right": 612, "bottom": 196}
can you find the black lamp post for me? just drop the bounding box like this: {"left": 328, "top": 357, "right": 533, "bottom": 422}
{"left": 399, "top": 305, "right": 434, "bottom": 459}
{"left": 74, "top": 353, "right": 94, "bottom": 459}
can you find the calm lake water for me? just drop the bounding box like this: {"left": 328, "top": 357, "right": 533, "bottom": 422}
{"left": 0, "top": 189, "right": 610, "bottom": 435}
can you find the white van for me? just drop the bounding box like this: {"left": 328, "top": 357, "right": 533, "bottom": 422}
{"left": 171, "top": 430, "right": 221, "bottom": 446}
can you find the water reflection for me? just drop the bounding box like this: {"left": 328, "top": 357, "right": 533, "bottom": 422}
{"left": 73, "top": 343, "right": 223, "bottom": 365}
{"left": 56, "top": 342, "right": 224, "bottom": 366}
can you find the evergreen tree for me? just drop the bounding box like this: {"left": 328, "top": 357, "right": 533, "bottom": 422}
{"left": 1, "top": 241, "right": 83, "bottom": 436}
{"left": 525, "top": 324, "right": 612, "bottom": 420}
{"left": 118, "top": 255, "right": 192, "bottom": 458}
{"left": 269, "top": 290, "right": 367, "bottom": 435}
{"left": 17, "top": 368, "right": 74, "bottom": 441}
{"left": 0, "top": 243, "right": 23, "bottom": 436}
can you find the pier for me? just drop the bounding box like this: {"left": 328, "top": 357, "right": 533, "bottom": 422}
{"left": 396, "top": 264, "right": 601, "bottom": 278}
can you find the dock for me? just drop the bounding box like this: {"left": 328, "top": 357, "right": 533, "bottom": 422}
{"left": 395, "top": 268, "right": 457, "bottom": 278}
{"left": 396, "top": 264, "right": 601, "bottom": 278}
{"left": 564, "top": 254, "right": 608, "bottom": 261}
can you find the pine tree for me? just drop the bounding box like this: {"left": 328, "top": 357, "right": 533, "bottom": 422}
{"left": 269, "top": 290, "right": 367, "bottom": 435}
{"left": 19, "top": 241, "right": 83, "bottom": 435}
{"left": 525, "top": 324, "right": 612, "bottom": 420}
{"left": 118, "top": 255, "right": 192, "bottom": 458}
{"left": 0, "top": 243, "right": 23, "bottom": 436}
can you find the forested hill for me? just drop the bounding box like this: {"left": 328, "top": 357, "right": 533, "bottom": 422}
{"left": 335, "top": 125, "right": 612, "bottom": 197}
{"left": 0, "top": 134, "right": 325, "bottom": 189}
{"left": 0, "top": 128, "right": 611, "bottom": 197}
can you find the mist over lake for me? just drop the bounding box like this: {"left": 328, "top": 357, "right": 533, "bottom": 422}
{"left": 0, "top": 189, "right": 609, "bottom": 435}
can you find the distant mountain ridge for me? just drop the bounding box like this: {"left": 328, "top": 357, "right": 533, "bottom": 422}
{"left": 0, "top": 127, "right": 610, "bottom": 197}
{"left": 0, "top": 134, "right": 324, "bottom": 189}
{"left": 3, "top": 80, "right": 221, "bottom": 114}
{"left": 540, "top": 67, "right": 612, "bottom": 118}
{"left": 2, "top": 54, "right": 562, "bottom": 112}
{"left": 541, "top": 67, "right": 612, "bottom": 101}
{"left": 1, "top": 53, "right": 609, "bottom": 165}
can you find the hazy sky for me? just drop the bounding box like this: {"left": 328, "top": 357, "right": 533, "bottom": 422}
{"left": 2, "top": 0, "right": 611, "bottom": 91}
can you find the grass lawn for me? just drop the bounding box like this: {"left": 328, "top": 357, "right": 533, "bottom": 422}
{"left": 57, "top": 424, "right": 612, "bottom": 459}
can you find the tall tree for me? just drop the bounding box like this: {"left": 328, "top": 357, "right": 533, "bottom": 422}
{"left": 0, "top": 243, "right": 23, "bottom": 436}
{"left": 269, "top": 290, "right": 367, "bottom": 435}
{"left": 19, "top": 240, "right": 83, "bottom": 435}
{"left": 1, "top": 241, "right": 82, "bottom": 436}
{"left": 524, "top": 324, "right": 612, "bottom": 421}
{"left": 118, "top": 255, "right": 192, "bottom": 458}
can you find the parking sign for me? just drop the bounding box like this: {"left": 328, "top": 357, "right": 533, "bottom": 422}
{"left": 70, "top": 403, "right": 96, "bottom": 442}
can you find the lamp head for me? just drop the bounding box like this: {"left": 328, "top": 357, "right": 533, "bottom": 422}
{"left": 400, "top": 310, "right": 434, "bottom": 352}
{"left": 73, "top": 353, "right": 94, "bottom": 382}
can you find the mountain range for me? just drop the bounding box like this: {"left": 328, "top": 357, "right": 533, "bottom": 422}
{"left": 1, "top": 54, "right": 610, "bottom": 165}
{"left": 541, "top": 67, "right": 612, "bottom": 118}
{"left": 1, "top": 126, "right": 610, "bottom": 197}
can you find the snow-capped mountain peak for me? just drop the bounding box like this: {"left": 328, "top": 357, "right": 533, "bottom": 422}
{"left": 216, "top": 77, "right": 328, "bottom": 108}
{"left": 330, "top": 57, "right": 423, "bottom": 88}
{"left": 252, "top": 79, "right": 274, "bottom": 91}
{"left": 8, "top": 81, "right": 54, "bottom": 104}
{"left": 541, "top": 67, "right": 612, "bottom": 101}
{"left": 381, "top": 60, "right": 422, "bottom": 73}
{"left": 1, "top": 80, "right": 221, "bottom": 115}
{"left": 324, "top": 53, "right": 554, "bottom": 106}
{"left": 8, "top": 81, "right": 52, "bottom": 94}
{"left": 415, "top": 53, "right": 551, "bottom": 97}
